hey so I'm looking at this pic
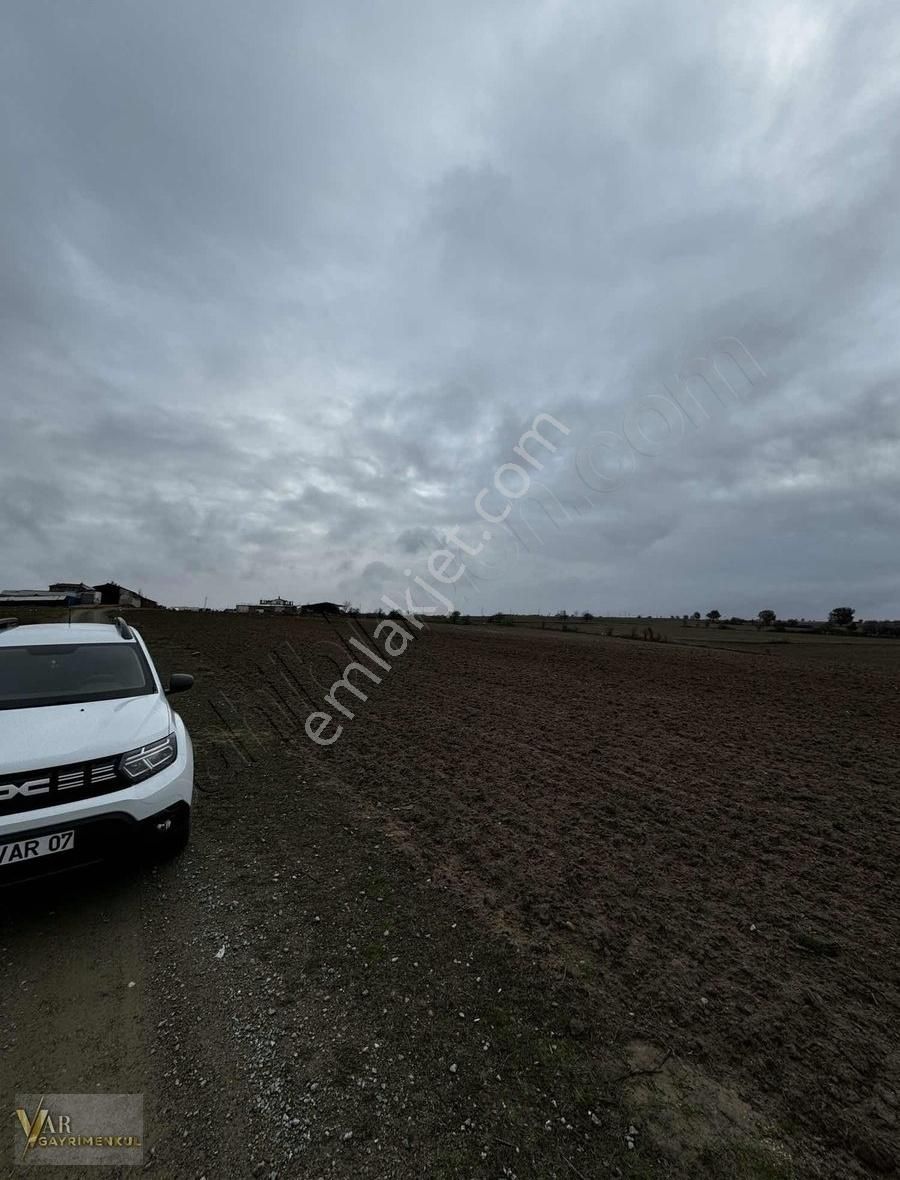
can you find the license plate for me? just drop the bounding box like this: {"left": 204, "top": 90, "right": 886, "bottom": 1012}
{"left": 0, "top": 830, "right": 75, "bottom": 866}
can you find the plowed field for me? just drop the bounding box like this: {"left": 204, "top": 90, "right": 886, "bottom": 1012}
{"left": 5, "top": 610, "right": 897, "bottom": 1178}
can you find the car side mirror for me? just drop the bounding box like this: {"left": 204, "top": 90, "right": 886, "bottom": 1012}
{"left": 166, "top": 673, "right": 194, "bottom": 695}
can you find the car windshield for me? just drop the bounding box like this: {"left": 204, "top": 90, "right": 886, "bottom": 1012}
{"left": 0, "top": 643, "right": 155, "bottom": 710}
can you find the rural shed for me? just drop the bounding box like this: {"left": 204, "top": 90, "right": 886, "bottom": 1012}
{"left": 0, "top": 590, "right": 70, "bottom": 606}
{"left": 49, "top": 582, "right": 101, "bottom": 605}
{"left": 94, "top": 582, "right": 144, "bottom": 608}
{"left": 300, "top": 601, "right": 344, "bottom": 615}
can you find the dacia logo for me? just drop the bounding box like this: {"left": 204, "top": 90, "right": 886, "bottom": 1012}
{"left": 0, "top": 777, "right": 50, "bottom": 802}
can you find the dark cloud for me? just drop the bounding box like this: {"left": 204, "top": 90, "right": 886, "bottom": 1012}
{"left": 396, "top": 528, "right": 438, "bottom": 555}
{"left": 1, "top": 1, "right": 898, "bottom": 616}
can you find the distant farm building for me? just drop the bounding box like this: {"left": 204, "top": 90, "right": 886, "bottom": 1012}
{"left": 235, "top": 597, "right": 296, "bottom": 615}
{"left": 94, "top": 582, "right": 159, "bottom": 609}
{"left": 0, "top": 589, "right": 71, "bottom": 607}
{"left": 49, "top": 582, "right": 102, "bottom": 605}
{"left": 300, "top": 601, "right": 344, "bottom": 616}
{"left": 0, "top": 581, "right": 160, "bottom": 609}
{"left": 231, "top": 598, "right": 345, "bottom": 616}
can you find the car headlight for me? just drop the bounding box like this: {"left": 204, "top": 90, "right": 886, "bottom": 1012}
{"left": 119, "top": 733, "right": 178, "bottom": 783}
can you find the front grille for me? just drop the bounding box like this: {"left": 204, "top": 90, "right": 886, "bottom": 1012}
{"left": 0, "top": 757, "right": 127, "bottom": 817}
{"left": 57, "top": 760, "right": 118, "bottom": 790}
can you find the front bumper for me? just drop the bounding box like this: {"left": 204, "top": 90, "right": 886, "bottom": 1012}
{"left": 0, "top": 802, "right": 190, "bottom": 886}
{"left": 0, "top": 733, "right": 193, "bottom": 841}
{"left": 0, "top": 734, "right": 192, "bottom": 883}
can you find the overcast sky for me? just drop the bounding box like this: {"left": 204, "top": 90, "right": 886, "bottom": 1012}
{"left": 2, "top": 1, "right": 898, "bottom": 617}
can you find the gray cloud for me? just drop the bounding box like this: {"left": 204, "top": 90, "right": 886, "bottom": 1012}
{"left": 1, "top": 1, "right": 898, "bottom": 616}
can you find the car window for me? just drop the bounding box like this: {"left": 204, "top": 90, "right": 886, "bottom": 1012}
{"left": 0, "top": 643, "right": 156, "bottom": 710}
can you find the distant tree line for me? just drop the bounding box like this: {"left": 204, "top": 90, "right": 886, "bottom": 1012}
{"left": 678, "top": 605, "right": 899, "bottom": 637}
{"left": 432, "top": 606, "right": 899, "bottom": 637}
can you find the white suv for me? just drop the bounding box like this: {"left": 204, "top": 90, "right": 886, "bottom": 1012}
{"left": 0, "top": 616, "right": 194, "bottom": 883}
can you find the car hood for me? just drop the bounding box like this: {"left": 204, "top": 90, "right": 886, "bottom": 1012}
{"left": 0, "top": 694, "right": 173, "bottom": 773}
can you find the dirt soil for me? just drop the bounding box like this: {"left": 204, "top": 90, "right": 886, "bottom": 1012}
{"left": 1, "top": 611, "right": 898, "bottom": 1179}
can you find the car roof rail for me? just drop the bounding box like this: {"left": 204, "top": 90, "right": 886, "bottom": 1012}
{"left": 114, "top": 616, "right": 134, "bottom": 640}
{"left": 0, "top": 617, "right": 19, "bottom": 632}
